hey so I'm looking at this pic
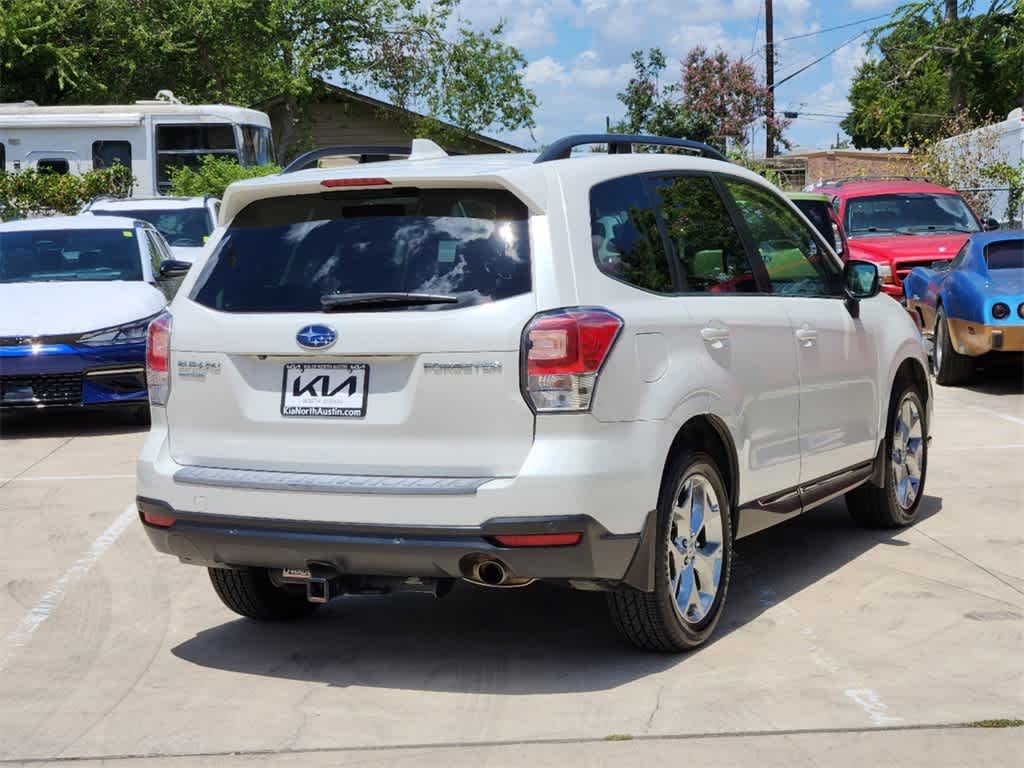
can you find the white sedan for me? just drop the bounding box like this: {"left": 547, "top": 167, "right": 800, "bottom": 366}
{"left": 0, "top": 215, "right": 187, "bottom": 410}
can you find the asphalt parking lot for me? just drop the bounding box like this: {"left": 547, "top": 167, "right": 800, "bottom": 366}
{"left": 0, "top": 368, "right": 1022, "bottom": 767}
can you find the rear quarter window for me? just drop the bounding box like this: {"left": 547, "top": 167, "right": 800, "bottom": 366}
{"left": 191, "top": 188, "right": 531, "bottom": 313}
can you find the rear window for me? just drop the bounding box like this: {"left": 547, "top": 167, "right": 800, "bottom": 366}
{"left": 0, "top": 228, "right": 143, "bottom": 283}
{"left": 192, "top": 188, "right": 531, "bottom": 312}
{"left": 985, "top": 240, "right": 1023, "bottom": 270}
{"left": 93, "top": 207, "right": 212, "bottom": 247}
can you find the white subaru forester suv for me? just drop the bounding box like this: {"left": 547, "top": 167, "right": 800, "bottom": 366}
{"left": 137, "top": 135, "right": 931, "bottom": 652}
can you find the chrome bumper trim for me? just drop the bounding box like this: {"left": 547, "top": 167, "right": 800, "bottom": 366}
{"left": 173, "top": 466, "right": 494, "bottom": 495}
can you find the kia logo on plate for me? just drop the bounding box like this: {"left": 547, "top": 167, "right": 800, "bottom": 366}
{"left": 296, "top": 324, "right": 337, "bottom": 350}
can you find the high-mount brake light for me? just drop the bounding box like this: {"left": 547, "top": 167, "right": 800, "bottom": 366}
{"left": 320, "top": 178, "right": 392, "bottom": 188}
{"left": 521, "top": 307, "right": 623, "bottom": 412}
{"left": 146, "top": 313, "right": 172, "bottom": 406}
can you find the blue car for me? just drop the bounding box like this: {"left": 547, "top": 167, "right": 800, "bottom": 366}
{"left": 904, "top": 230, "right": 1023, "bottom": 385}
{"left": 0, "top": 215, "right": 185, "bottom": 411}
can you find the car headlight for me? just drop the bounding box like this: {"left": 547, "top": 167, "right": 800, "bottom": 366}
{"left": 992, "top": 302, "right": 1010, "bottom": 320}
{"left": 77, "top": 314, "right": 159, "bottom": 346}
{"left": 877, "top": 263, "right": 893, "bottom": 284}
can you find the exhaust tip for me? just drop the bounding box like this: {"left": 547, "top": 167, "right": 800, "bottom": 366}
{"left": 476, "top": 560, "right": 507, "bottom": 586}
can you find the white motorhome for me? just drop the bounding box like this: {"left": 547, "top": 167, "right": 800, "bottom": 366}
{"left": 0, "top": 92, "right": 272, "bottom": 196}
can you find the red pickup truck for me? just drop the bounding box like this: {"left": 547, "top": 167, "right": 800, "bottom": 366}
{"left": 814, "top": 178, "right": 996, "bottom": 299}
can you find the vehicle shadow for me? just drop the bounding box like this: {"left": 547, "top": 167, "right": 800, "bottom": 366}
{"left": 0, "top": 407, "right": 149, "bottom": 439}
{"left": 963, "top": 358, "right": 1024, "bottom": 396}
{"left": 172, "top": 495, "right": 942, "bottom": 694}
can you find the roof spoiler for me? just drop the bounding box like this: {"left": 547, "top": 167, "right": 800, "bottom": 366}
{"left": 534, "top": 134, "right": 729, "bottom": 163}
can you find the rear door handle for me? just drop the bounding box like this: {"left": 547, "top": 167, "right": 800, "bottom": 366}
{"left": 795, "top": 328, "right": 817, "bottom": 347}
{"left": 700, "top": 327, "right": 731, "bottom": 347}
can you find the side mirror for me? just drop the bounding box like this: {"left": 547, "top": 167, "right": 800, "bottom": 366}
{"left": 983, "top": 218, "right": 1000, "bottom": 231}
{"left": 843, "top": 260, "right": 880, "bottom": 318}
{"left": 159, "top": 259, "right": 191, "bottom": 279}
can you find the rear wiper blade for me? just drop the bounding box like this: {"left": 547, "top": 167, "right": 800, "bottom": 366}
{"left": 320, "top": 292, "right": 459, "bottom": 311}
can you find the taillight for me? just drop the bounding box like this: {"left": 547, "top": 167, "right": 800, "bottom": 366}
{"left": 146, "top": 312, "right": 172, "bottom": 406}
{"left": 522, "top": 307, "right": 622, "bottom": 412}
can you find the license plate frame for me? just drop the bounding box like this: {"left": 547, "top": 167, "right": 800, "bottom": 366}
{"left": 280, "top": 362, "right": 369, "bottom": 418}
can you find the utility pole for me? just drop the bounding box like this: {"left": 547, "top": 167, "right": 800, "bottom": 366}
{"left": 765, "top": 0, "right": 775, "bottom": 158}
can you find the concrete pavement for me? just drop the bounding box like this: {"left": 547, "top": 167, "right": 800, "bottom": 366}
{"left": 0, "top": 372, "right": 1021, "bottom": 766}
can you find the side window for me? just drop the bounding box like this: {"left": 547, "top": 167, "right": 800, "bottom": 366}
{"left": 651, "top": 174, "right": 758, "bottom": 294}
{"left": 724, "top": 180, "right": 842, "bottom": 297}
{"left": 589, "top": 174, "right": 673, "bottom": 293}
{"left": 37, "top": 158, "right": 70, "bottom": 175}
{"left": 948, "top": 242, "right": 969, "bottom": 271}
{"left": 92, "top": 140, "right": 132, "bottom": 172}
{"left": 145, "top": 231, "right": 164, "bottom": 275}
{"left": 155, "top": 123, "right": 238, "bottom": 192}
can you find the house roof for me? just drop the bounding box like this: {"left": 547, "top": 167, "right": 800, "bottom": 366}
{"left": 256, "top": 80, "right": 525, "bottom": 154}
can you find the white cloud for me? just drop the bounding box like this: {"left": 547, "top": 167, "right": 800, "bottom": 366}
{"left": 524, "top": 56, "right": 569, "bottom": 86}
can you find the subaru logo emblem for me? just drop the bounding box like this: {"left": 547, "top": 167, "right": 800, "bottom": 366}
{"left": 296, "top": 324, "right": 337, "bottom": 350}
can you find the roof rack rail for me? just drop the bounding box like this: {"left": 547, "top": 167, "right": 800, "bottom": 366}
{"left": 281, "top": 145, "right": 412, "bottom": 174}
{"left": 534, "top": 134, "right": 728, "bottom": 163}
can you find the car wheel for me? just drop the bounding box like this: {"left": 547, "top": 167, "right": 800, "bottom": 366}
{"left": 933, "top": 307, "right": 972, "bottom": 386}
{"left": 208, "top": 567, "right": 320, "bottom": 621}
{"left": 846, "top": 384, "right": 928, "bottom": 528}
{"left": 607, "top": 450, "right": 733, "bottom": 652}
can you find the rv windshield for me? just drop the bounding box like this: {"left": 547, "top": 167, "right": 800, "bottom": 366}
{"left": 0, "top": 229, "right": 143, "bottom": 283}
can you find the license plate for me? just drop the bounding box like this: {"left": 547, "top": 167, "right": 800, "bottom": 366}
{"left": 280, "top": 362, "right": 369, "bottom": 418}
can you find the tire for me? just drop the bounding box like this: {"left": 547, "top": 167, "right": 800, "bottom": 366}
{"left": 933, "top": 307, "right": 972, "bottom": 386}
{"left": 846, "top": 384, "right": 928, "bottom": 529}
{"left": 208, "top": 567, "right": 319, "bottom": 621}
{"left": 607, "top": 450, "right": 733, "bottom": 652}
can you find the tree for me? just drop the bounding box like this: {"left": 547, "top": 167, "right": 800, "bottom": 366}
{"left": 681, "top": 46, "right": 788, "bottom": 151}
{"left": 169, "top": 155, "right": 281, "bottom": 198}
{"left": 0, "top": 0, "right": 536, "bottom": 160}
{"left": 843, "top": 1, "right": 1023, "bottom": 148}
{"left": 612, "top": 47, "right": 786, "bottom": 153}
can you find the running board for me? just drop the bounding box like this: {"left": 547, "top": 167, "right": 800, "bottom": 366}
{"left": 736, "top": 461, "right": 874, "bottom": 538}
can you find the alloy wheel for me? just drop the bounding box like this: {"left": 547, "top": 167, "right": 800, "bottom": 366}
{"left": 668, "top": 474, "right": 724, "bottom": 624}
{"left": 891, "top": 395, "right": 924, "bottom": 510}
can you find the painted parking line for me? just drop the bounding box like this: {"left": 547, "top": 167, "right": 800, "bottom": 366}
{"left": 0, "top": 503, "right": 137, "bottom": 674}
{"left": 942, "top": 444, "right": 1024, "bottom": 451}
{"left": 968, "top": 404, "right": 1024, "bottom": 427}
{"left": 0, "top": 473, "right": 135, "bottom": 483}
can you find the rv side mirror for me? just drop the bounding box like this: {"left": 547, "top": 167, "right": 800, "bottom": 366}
{"left": 159, "top": 259, "right": 191, "bottom": 279}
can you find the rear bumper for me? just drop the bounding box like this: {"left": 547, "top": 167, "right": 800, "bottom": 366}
{"left": 946, "top": 319, "right": 1024, "bottom": 356}
{"left": 137, "top": 498, "right": 654, "bottom": 590}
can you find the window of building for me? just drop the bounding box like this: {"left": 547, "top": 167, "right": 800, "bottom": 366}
{"left": 0, "top": 142, "right": 5, "bottom": 172}
{"left": 92, "top": 140, "right": 133, "bottom": 171}
{"left": 589, "top": 174, "right": 673, "bottom": 293}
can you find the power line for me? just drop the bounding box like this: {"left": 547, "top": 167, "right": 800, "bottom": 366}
{"left": 749, "top": 3, "right": 763, "bottom": 58}
{"left": 772, "top": 29, "right": 867, "bottom": 90}
{"left": 778, "top": 13, "right": 890, "bottom": 43}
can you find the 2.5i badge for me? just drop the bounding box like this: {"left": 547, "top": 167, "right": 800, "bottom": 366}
{"left": 281, "top": 362, "right": 369, "bottom": 418}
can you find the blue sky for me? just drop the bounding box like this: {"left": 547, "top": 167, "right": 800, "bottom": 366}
{"left": 456, "top": 0, "right": 906, "bottom": 152}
